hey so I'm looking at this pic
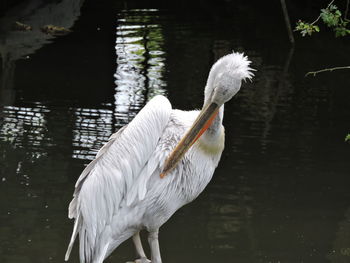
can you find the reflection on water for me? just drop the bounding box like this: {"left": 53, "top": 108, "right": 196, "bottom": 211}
{"left": 328, "top": 208, "right": 350, "bottom": 263}
{"left": 71, "top": 8, "right": 169, "bottom": 161}
{"left": 0, "top": 104, "right": 50, "bottom": 159}
{"left": 115, "top": 9, "right": 167, "bottom": 126}
{"left": 72, "top": 107, "right": 114, "bottom": 160}
{"left": 1, "top": 2, "right": 350, "bottom": 263}
{"left": 0, "top": 0, "right": 84, "bottom": 106}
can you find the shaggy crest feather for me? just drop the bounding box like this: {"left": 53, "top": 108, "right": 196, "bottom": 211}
{"left": 215, "top": 51, "right": 254, "bottom": 81}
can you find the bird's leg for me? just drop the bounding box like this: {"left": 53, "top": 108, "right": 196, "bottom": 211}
{"left": 126, "top": 232, "right": 150, "bottom": 263}
{"left": 132, "top": 232, "right": 150, "bottom": 263}
{"left": 148, "top": 229, "right": 162, "bottom": 263}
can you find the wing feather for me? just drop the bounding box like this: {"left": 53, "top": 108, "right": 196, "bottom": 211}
{"left": 65, "top": 95, "right": 172, "bottom": 261}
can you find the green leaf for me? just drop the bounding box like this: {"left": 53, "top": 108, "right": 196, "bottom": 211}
{"left": 329, "top": 4, "right": 338, "bottom": 11}
{"left": 320, "top": 5, "right": 342, "bottom": 27}
{"left": 295, "top": 21, "right": 321, "bottom": 36}
{"left": 345, "top": 134, "right": 350, "bottom": 142}
{"left": 334, "top": 25, "right": 350, "bottom": 37}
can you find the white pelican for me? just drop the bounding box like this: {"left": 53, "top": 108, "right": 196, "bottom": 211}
{"left": 65, "top": 52, "right": 253, "bottom": 263}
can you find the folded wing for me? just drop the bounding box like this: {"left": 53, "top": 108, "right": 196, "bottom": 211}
{"left": 65, "top": 95, "right": 172, "bottom": 262}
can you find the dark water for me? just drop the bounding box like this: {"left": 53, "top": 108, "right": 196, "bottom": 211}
{"left": 1, "top": 0, "right": 350, "bottom": 262}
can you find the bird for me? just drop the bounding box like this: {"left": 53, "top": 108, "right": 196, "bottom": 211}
{"left": 65, "top": 51, "right": 254, "bottom": 263}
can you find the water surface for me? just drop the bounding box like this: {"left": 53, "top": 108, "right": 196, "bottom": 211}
{"left": 1, "top": 1, "right": 350, "bottom": 263}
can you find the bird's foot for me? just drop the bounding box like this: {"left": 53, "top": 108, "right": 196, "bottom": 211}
{"left": 126, "top": 257, "right": 151, "bottom": 263}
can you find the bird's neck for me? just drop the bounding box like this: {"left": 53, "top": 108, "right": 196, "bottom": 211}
{"left": 197, "top": 105, "right": 225, "bottom": 155}
{"left": 203, "top": 104, "right": 224, "bottom": 138}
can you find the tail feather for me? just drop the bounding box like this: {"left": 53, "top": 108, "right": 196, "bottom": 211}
{"left": 65, "top": 214, "right": 81, "bottom": 261}
{"left": 94, "top": 243, "right": 109, "bottom": 263}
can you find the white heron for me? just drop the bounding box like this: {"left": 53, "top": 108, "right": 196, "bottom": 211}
{"left": 65, "top": 52, "right": 253, "bottom": 263}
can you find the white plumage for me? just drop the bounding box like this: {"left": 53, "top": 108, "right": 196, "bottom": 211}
{"left": 65, "top": 52, "right": 254, "bottom": 263}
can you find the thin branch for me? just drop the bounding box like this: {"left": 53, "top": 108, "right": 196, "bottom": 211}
{"left": 305, "top": 66, "right": 350, "bottom": 76}
{"left": 345, "top": 0, "right": 349, "bottom": 20}
{"left": 310, "top": 0, "right": 336, "bottom": 25}
{"left": 280, "top": 0, "right": 295, "bottom": 44}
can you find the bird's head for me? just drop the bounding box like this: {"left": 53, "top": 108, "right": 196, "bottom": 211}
{"left": 161, "top": 52, "right": 254, "bottom": 177}
{"left": 204, "top": 52, "right": 254, "bottom": 106}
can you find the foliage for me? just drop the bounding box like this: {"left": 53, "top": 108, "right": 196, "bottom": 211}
{"left": 321, "top": 4, "right": 350, "bottom": 36}
{"left": 295, "top": 21, "right": 319, "bottom": 36}
{"left": 321, "top": 4, "right": 342, "bottom": 26}
{"left": 346, "top": 134, "right": 350, "bottom": 142}
{"left": 295, "top": 2, "right": 350, "bottom": 37}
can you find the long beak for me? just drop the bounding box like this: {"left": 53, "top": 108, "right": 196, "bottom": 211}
{"left": 160, "top": 102, "right": 220, "bottom": 178}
